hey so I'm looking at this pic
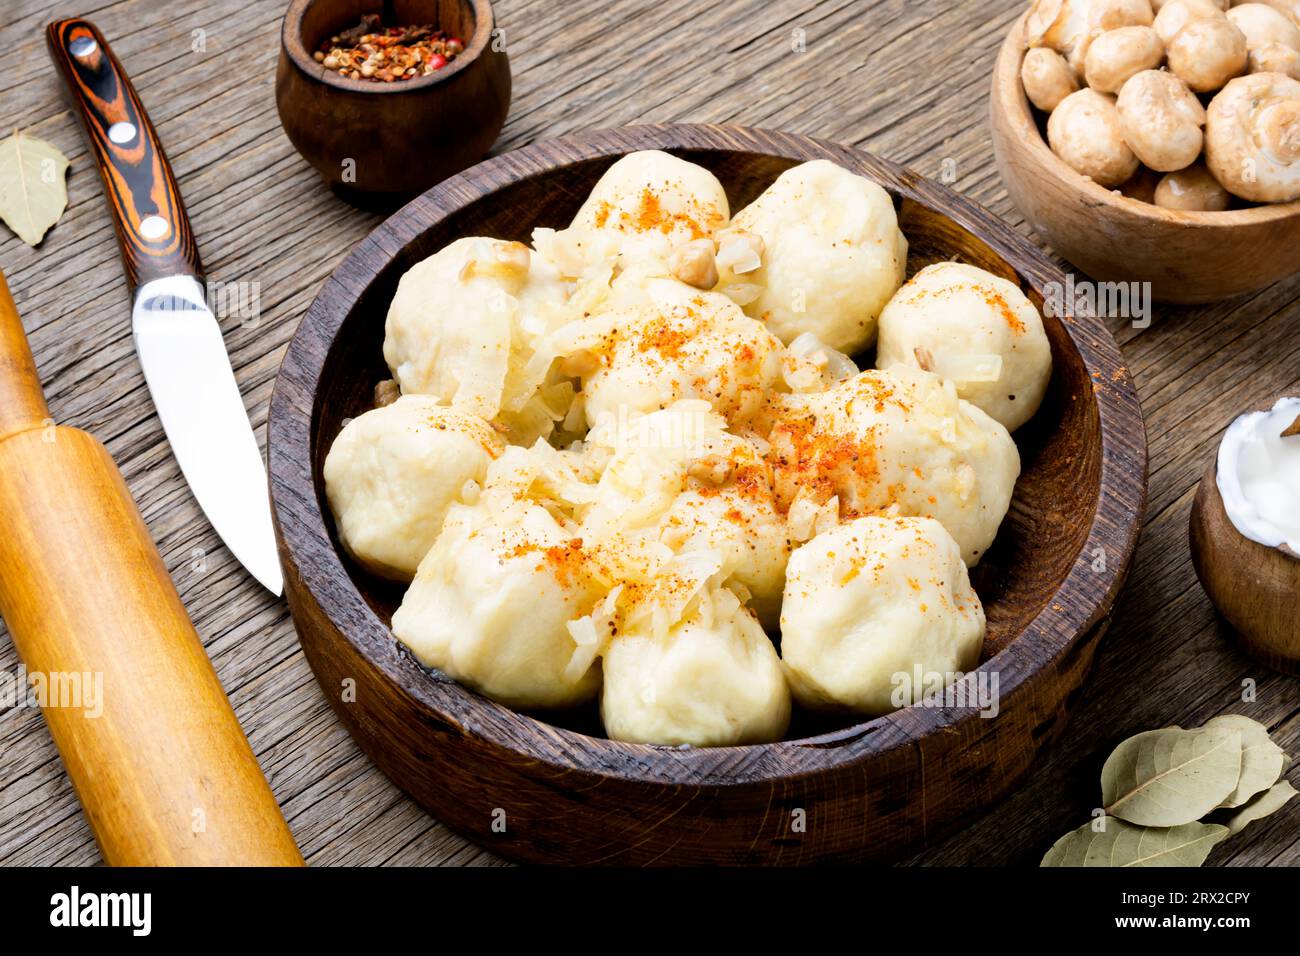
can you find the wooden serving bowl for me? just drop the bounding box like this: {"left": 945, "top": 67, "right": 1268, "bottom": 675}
{"left": 990, "top": 14, "right": 1300, "bottom": 305}
{"left": 268, "top": 124, "right": 1147, "bottom": 865}
{"left": 276, "top": 0, "right": 510, "bottom": 206}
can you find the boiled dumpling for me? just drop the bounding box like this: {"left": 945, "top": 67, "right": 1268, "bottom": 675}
{"left": 578, "top": 288, "right": 785, "bottom": 431}
{"left": 780, "top": 516, "right": 985, "bottom": 715}
{"left": 600, "top": 582, "right": 790, "bottom": 746}
{"left": 577, "top": 402, "right": 790, "bottom": 629}
{"left": 382, "top": 236, "right": 569, "bottom": 428}
{"left": 655, "top": 449, "right": 790, "bottom": 631}
{"left": 730, "top": 160, "right": 907, "bottom": 355}
{"left": 530, "top": 151, "right": 729, "bottom": 281}
{"left": 323, "top": 395, "right": 502, "bottom": 581}
{"left": 390, "top": 446, "right": 604, "bottom": 709}
{"left": 876, "top": 262, "right": 1052, "bottom": 432}
{"left": 766, "top": 366, "right": 1020, "bottom": 565}
{"left": 569, "top": 149, "right": 730, "bottom": 263}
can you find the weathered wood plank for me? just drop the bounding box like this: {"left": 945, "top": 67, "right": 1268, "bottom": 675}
{"left": 0, "top": 0, "right": 1296, "bottom": 866}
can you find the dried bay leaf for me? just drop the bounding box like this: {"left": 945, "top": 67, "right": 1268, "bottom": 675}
{"left": 1041, "top": 818, "right": 1229, "bottom": 867}
{"left": 1101, "top": 727, "right": 1242, "bottom": 826}
{"left": 1204, "top": 715, "right": 1287, "bottom": 808}
{"left": 0, "top": 130, "right": 70, "bottom": 246}
{"left": 1224, "top": 780, "right": 1298, "bottom": 836}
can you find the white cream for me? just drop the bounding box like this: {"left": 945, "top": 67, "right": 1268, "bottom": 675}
{"left": 1217, "top": 397, "right": 1300, "bottom": 556}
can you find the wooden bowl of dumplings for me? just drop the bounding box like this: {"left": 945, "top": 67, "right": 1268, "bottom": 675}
{"left": 268, "top": 124, "right": 1147, "bottom": 865}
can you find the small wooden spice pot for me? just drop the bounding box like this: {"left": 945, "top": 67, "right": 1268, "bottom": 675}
{"left": 277, "top": 0, "right": 510, "bottom": 207}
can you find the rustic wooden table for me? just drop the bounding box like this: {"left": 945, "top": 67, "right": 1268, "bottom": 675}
{"left": 1, "top": 0, "right": 1297, "bottom": 867}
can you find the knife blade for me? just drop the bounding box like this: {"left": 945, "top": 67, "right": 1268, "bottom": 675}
{"left": 47, "top": 18, "right": 282, "bottom": 595}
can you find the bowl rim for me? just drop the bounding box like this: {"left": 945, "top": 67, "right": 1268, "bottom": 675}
{"left": 994, "top": 12, "right": 1300, "bottom": 226}
{"left": 281, "top": 0, "right": 496, "bottom": 94}
{"left": 268, "top": 123, "right": 1148, "bottom": 787}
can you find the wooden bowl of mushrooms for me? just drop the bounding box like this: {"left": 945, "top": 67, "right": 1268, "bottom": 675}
{"left": 991, "top": 0, "right": 1300, "bottom": 304}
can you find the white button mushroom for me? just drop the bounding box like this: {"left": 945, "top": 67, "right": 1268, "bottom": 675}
{"left": 1154, "top": 161, "right": 1235, "bottom": 207}
{"left": 1093, "top": 0, "right": 1160, "bottom": 29}
{"left": 1228, "top": 3, "right": 1300, "bottom": 74}
{"left": 1116, "top": 69, "right": 1207, "bottom": 170}
{"left": 875, "top": 262, "right": 1054, "bottom": 432}
{"left": 1239, "top": 0, "right": 1300, "bottom": 30}
{"left": 1027, "top": 0, "right": 1096, "bottom": 60}
{"left": 323, "top": 396, "right": 504, "bottom": 581}
{"left": 1205, "top": 71, "right": 1300, "bottom": 201}
{"left": 1048, "top": 88, "right": 1141, "bottom": 185}
{"left": 1022, "top": 47, "right": 1083, "bottom": 110}
{"left": 1167, "top": 16, "right": 1250, "bottom": 90}
{"left": 1029, "top": 0, "right": 1157, "bottom": 71}
{"left": 1250, "top": 40, "right": 1300, "bottom": 77}
{"left": 1228, "top": 2, "right": 1300, "bottom": 50}
{"left": 779, "top": 516, "right": 986, "bottom": 716}
{"left": 1086, "top": 1, "right": 1160, "bottom": 69}
{"left": 1155, "top": 0, "right": 1229, "bottom": 44}
{"left": 729, "top": 160, "right": 908, "bottom": 355}
{"left": 1084, "top": 25, "right": 1167, "bottom": 92}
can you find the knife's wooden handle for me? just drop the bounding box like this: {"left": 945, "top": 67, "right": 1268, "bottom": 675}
{"left": 0, "top": 272, "right": 302, "bottom": 865}
{"left": 46, "top": 18, "right": 203, "bottom": 294}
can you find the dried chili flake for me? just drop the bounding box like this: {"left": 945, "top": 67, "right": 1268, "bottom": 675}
{"left": 314, "top": 15, "right": 464, "bottom": 82}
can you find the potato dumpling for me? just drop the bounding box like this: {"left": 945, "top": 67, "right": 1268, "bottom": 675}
{"left": 391, "top": 451, "right": 605, "bottom": 710}
{"left": 383, "top": 236, "right": 568, "bottom": 421}
{"left": 600, "top": 584, "right": 790, "bottom": 746}
{"left": 767, "top": 367, "right": 1021, "bottom": 566}
{"left": 875, "top": 262, "right": 1053, "bottom": 432}
{"left": 579, "top": 288, "right": 786, "bottom": 431}
{"left": 780, "top": 516, "right": 985, "bottom": 715}
{"left": 578, "top": 403, "right": 791, "bottom": 628}
{"left": 567, "top": 149, "right": 731, "bottom": 265}
{"left": 656, "top": 457, "right": 791, "bottom": 631}
{"left": 730, "top": 160, "right": 908, "bottom": 355}
{"left": 323, "top": 395, "right": 503, "bottom": 581}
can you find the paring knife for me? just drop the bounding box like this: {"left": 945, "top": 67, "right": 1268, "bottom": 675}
{"left": 47, "top": 18, "right": 282, "bottom": 595}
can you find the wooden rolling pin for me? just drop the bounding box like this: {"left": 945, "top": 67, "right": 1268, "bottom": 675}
{"left": 0, "top": 269, "right": 302, "bottom": 866}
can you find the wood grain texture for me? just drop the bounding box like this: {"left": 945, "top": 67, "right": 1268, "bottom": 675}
{"left": 269, "top": 124, "right": 1145, "bottom": 864}
{"left": 0, "top": 271, "right": 301, "bottom": 865}
{"left": 0, "top": 270, "right": 50, "bottom": 437}
{"left": 990, "top": 14, "right": 1300, "bottom": 304}
{"left": 1, "top": 0, "right": 1298, "bottom": 867}
{"left": 276, "top": 0, "right": 511, "bottom": 203}
{"left": 46, "top": 18, "right": 205, "bottom": 293}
